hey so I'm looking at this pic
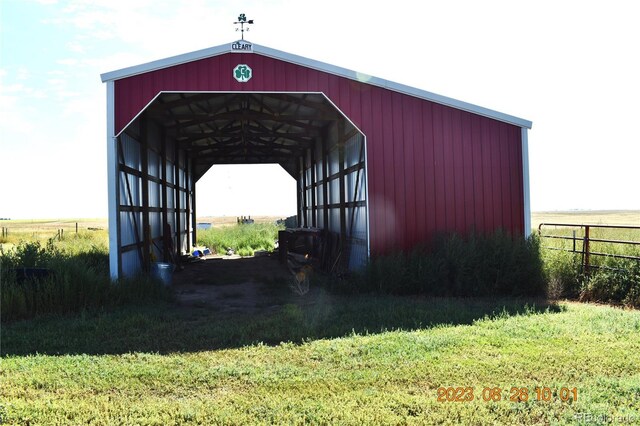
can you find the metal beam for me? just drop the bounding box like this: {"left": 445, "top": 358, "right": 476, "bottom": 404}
{"left": 174, "top": 142, "right": 181, "bottom": 262}
{"left": 140, "top": 118, "right": 151, "bottom": 272}
{"left": 161, "top": 128, "right": 169, "bottom": 262}
{"left": 322, "top": 130, "right": 329, "bottom": 230}
{"left": 338, "top": 121, "right": 347, "bottom": 245}
{"left": 310, "top": 143, "right": 317, "bottom": 228}
{"left": 302, "top": 149, "right": 308, "bottom": 228}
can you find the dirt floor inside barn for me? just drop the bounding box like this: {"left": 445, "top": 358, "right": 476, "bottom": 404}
{"left": 171, "top": 252, "right": 332, "bottom": 313}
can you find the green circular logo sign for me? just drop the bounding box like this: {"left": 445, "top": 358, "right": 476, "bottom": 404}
{"left": 233, "top": 64, "right": 252, "bottom": 83}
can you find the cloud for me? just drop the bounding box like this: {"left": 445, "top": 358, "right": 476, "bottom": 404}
{"left": 0, "top": 93, "right": 35, "bottom": 135}
{"left": 67, "top": 41, "right": 85, "bottom": 53}
{"left": 56, "top": 58, "right": 79, "bottom": 66}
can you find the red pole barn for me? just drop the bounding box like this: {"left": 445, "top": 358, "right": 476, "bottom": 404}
{"left": 101, "top": 40, "right": 532, "bottom": 279}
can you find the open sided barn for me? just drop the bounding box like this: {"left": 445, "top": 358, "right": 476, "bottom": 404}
{"left": 101, "top": 40, "right": 532, "bottom": 280}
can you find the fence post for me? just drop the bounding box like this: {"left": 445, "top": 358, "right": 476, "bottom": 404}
{"left": 76, "top": 222, "right": 78, "bottom": 234}
{"left": 584, "top": 225, "right": 590, "bottom": 276}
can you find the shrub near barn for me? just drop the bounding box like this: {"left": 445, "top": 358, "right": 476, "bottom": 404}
{"left": 340, "top": 232, "right": 546, "bottom": 297}
{"left": 0, "top": 238, "right": 171, "bottom": 322}
{"left": 540, "top": 224, "right": 640, "bottom": 307}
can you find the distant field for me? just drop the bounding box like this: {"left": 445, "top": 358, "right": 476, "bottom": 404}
{"left": 0, "top": 216, "right": 284, "bottom": 231}
{"left": 0, "top": 218, "right": 108, "bottom": 249}
{"left": 196, "top": 215, "right": 285, "bottom": 227}
{"left": 0, "top": 218, "right": 107, "bottom": 232}
{"left": 2, "top": 211, "right": 638, "bottom": 242}
{"left": 0, "top": 216, "right": 286, "bottom": 255}
{"left": 532, "top": 210, "right": 640, "bottom": 230}
{"left": 0, "top": 217, "right": 283, "bottom": 243}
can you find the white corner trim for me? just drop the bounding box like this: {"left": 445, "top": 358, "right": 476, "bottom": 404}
{"left": 100, "top": 40, "right": 532, "bottom": 129}
{"left": 106, "top": 81, "right": 119, "bottom": 280}
{"left": 521, "top": 128, "right": 532, "bottom": 237}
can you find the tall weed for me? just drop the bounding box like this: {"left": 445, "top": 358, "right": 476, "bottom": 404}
{"left": 1, "top": 240, "right": 172, "bottom": 322}
{"left": 338, "top": 232, "right": 545, "bottom": 297}
{"left": 540, "top": 226, "right": 640, "bottom": 307}
{"left": 197, "top": 223, "right": 282, "bottom": 256}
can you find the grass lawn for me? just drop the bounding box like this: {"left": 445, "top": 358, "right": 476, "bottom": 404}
{"left": 2, "top": 297, "right": 639, "bottom": 425}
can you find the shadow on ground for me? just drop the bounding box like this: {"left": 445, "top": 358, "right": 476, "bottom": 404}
{"left": 170, "top": 253, "right": 301, "bottom": 312}
{"left": 2, "top": 254, "right": 565, "bottom": 356}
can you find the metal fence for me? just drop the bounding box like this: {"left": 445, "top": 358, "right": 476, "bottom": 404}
{"left": 0, "top": 222, "right": 106, "bottom": 242}
{"left": 538, "top": 223, "right": 640, "bottom": 275}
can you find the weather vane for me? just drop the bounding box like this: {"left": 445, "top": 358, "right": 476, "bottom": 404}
{"left": 234, "top": 13, "right": 254, "bottom": 40}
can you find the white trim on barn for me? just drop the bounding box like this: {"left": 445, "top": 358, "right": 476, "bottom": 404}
{"left": 363, "top": 133, "right": 371, "bottom": 259}
{"left": 522, "top": 127, "right": 532, "bottom": 237}
{"left": 106, "top": 80, "right": 119, "bottom": 279}
{"left": 100, "top": 40, "right": 532, "bottom": 130}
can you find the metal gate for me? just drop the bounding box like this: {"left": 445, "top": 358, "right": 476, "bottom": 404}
{"left": 538, "top": 223, "right": 640, "bottom": 275}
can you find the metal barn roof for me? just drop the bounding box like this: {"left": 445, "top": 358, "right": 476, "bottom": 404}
{"left": 101, "top": 40, "right": 532, "bottom": 130}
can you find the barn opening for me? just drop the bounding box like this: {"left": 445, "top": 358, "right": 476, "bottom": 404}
{"left": 111, "top": 91, "right": 368, "bottom": 279}
{"left": 195, "top": 163, "right": 297, "bottom": 220}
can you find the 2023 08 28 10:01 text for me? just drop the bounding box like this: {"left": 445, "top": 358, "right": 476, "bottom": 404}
{"left": 436, "top": 386, "right": 578, "bottom": 402}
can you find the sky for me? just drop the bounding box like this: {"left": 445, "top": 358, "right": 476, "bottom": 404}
{"left": 0, "top": 0, "right": 639, "bottom": 219}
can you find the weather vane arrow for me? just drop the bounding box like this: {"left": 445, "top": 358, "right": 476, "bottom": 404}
{"left": 234, "top": 13, "right": 254, "bottom": 40}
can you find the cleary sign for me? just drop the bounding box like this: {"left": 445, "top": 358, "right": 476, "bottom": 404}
{"left": 231, "top": 40, "right": 253, "bottom": 52}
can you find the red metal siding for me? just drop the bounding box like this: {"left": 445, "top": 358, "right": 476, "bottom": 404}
{"left": 114, "top": 52, "right": 525, "bottom": 255}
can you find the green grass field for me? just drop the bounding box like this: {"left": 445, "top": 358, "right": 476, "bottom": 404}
{"left": 1, "top": 212, "right": 639, "bottom": 424}
{"left": 1, "top": 299, "right": 639, "bottom": 424}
